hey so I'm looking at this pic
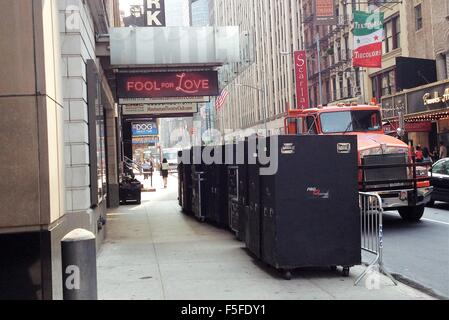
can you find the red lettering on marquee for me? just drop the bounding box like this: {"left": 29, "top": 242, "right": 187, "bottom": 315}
{"left": 118, "top": 71, "right": 218, "bottom": 98}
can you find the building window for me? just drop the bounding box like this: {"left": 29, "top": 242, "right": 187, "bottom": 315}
{"left": 384, "top": 15, "right": 400, "bottom": 53}
{"left": 332, "top": 77, "right": 337, "bottom": 101}
{"left": 347, "top": 78, "right": 352, "bottom": 98}
{"left": 339, "top": 74, "right": 344, "bottom": 99}
{"left": 371, "top": 68, "right": 396, "bottom": 101}
{"left": 415, "top": 4, "right": 423, "bottom": 31}
{"left": 87, "top": 60, "right": 107, "bottom": 207}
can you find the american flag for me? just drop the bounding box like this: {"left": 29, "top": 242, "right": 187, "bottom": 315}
{"left": 215, "top": 89, "right": 229, "bottom": 110}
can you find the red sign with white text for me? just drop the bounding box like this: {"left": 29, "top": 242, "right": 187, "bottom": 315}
{"left": 117, "top": 71, "right": 219, "bottom": 98}
{"left": 384, "top": 121, "right": 432, "bottom": 133}
{"left": 294, "top": 51, "right": 310, "bottom": 109}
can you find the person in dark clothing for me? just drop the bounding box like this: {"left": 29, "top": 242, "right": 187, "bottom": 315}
{"left": 161, "top": 158, "right": 169, "bottom": 188}
{"left": 142, "top": 160, "right": 153, "bottom": 180}
{"left": 415, "top": 145, "right": 423, "bottom": 163}
{"left": 422, "top": 147, "right": 432, "bottom": 163}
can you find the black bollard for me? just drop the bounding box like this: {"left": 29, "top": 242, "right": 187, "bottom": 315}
{"left": 61, "top": 229, "right": 97, "bottom": 300}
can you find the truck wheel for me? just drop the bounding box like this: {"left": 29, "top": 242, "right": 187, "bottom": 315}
{"left": 398, "top": 205, "right": 425, "bottom": 222}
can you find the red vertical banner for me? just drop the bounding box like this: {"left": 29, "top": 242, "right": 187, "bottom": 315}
{"left": 294, "top": 51, "right": 310, "bottom": 109}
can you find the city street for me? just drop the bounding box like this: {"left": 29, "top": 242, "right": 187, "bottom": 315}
{"left": 382, "top": 204, "right": 449, "bottom": 299}
{"left": 96, "top": 176, "right": 432, "bottom": 300}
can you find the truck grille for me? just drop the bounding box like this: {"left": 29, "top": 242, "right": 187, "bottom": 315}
{"left": 362, "top": 153, "right": 408, "bottom": 184}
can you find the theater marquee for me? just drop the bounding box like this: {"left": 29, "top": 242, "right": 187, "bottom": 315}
{"left": 117, "top": 71, "right": 219, "bottom": 99}
{"left": 123, "top": 104, "right": 199, "bottom": 115}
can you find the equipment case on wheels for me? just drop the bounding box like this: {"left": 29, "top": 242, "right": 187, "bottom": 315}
{"left": 119, "top": 176, "right": 142, "bottom": 205}
{"left": 191, "top": 146, "right": 208, "bottom": 222}
{"left": 258, "top": 135, "right": 361, "bottom": 279}
{"left": 245, "top": 137, "right": 263, "bottom": 259}
{"left": 178, "top": 149, "right": 193, "bottom": 215}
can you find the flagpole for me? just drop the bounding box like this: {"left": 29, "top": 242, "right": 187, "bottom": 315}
{"left": 361, "top": 67, "right": 366, "bottom": 104}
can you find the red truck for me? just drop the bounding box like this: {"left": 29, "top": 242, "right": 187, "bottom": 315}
{"left": 284, "top": 103, "right": 433, "bottom": 222}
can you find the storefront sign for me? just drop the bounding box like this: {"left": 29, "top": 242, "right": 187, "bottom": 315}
{"left": 314, "top": 0, "right": 336, "bottom": 25}
{"left": 132, "top": 121, "right": 158, "bottom": 136}
{"left": 123, "top": 103, "right": 198, "bottom": 115}
{"left": 144, "top": 0, "right": 166, "bottom": 26}
{"left": 353, "top": 11, "right": 384, "bottom": 68}
{"left": 132, "top": 136, "right": 159, "bottom": 145}
{"left": 384, "top": 121, "right": 432, "bottom": 133}
{"left": 119, "top": 96, "right": 210, "bottom": 105}
{"left": 423, "top": 88, "right": 449, "bottom": 105}
{"left": 117, "top": 71, "right": 219, "bottom": 98}
{"left": 294, "top": 51, "right": 310, "bottom": 109}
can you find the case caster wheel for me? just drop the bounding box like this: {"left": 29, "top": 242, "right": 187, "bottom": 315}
{"left": 282, "top": 270, "right": 292, "bottom": 280}
{"left": 330, "top": 265, "right": 337, "bottom": 272}
{"left": 342, "top": 267, "right": 350, "bottom": 277}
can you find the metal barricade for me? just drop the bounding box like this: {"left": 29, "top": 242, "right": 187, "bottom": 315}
{"left": 355, "top": 192, "right": 398, "bottom": 286}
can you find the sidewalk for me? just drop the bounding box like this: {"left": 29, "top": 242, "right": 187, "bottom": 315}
{"left": 97, "top": 175, "right": 433, "bottom": 300}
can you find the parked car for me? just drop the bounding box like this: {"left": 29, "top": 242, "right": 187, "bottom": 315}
{"left": 427, "top": 158, "right": 449, "bottom": 206}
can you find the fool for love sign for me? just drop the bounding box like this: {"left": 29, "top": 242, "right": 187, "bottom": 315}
{"left": 117, "top": 71, "right": 219, "bottom": 98}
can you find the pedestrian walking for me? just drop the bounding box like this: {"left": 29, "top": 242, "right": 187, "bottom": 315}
{"left": 415, "top": 145, "right": 424, "bottom": 163}
{"left": 142, "top": 160, "right": 152, "bottom": 180}
{"left": 161, "top": 158, "right": 169, "bottom": 188}
{"left": 439, "top": 141, "right": 447, "bottom": 159}
{"left": 431, "top": 147, "right": 439, "bottom": 162}
{"left": 422, "top": 147, "right": 432, "bottom": 164}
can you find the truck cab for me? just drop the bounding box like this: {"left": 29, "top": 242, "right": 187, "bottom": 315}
{"left": 284, "top": 103, "right": 433, "bottom": 222}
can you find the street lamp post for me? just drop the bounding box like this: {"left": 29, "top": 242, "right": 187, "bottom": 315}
{"left": 316, "top": 34, "right": 323, "bottom": 106}
{"left": 235, "top": 83, "right": 267, "bottom": 134}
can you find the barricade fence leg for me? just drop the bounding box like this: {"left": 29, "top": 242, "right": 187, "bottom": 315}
{"left": 355, "top": 193, "right": 397, "bottom": 287}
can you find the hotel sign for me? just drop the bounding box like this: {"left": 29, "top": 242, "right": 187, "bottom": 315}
{"left": 382, "top": 81, "right": 449, "bottom": 118}
{"left": 117, "top": 71, "right": 219, "bottom": 99}
{"left": 423, "top": 88, "right": 449, "bottom": 106}
{"left": 294, "top": 51, "right": 310, "bottom": 109}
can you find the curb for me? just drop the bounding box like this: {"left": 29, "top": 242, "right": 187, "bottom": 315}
{"left": 390, "top": 272, "right": 448, "bottom": 300}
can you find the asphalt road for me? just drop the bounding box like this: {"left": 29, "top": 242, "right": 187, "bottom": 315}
{"left": 381, "top": 203, "right": 449, "bottom": 299}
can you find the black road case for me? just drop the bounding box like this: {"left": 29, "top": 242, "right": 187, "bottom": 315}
{"left": 237, "top": 140, "right": 249, "bottom": 241}
{"left": 119, "top": 177, "right": 142, "bottom": 205}
{"left": 178, "top": 149, "right": 193, "bottom": 214}
{"left": 202, "top": 145, "right": 230, "bottom": 228}
{"left": 228, "top": 164, "right": 239, "bottom": 234}
{"left": 245, "top": 137, "right": 263, "bottom": 259}
{"left": 191, "top": 146, "right": 208, "bottom": 222}
{"left": 259, "top": 135, "right": 361, "bottom": 279}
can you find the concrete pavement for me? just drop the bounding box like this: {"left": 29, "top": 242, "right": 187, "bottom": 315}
{"left": 97, "top": 175, "right": 433, "bottom": 300}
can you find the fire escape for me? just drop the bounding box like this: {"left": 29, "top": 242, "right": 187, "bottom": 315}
{"left": 303, "top": 1, "right": 355, "bottom": 105}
